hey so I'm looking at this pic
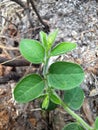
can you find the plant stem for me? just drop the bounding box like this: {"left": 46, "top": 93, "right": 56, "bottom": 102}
{"left": 61, "top": 101, "right": 94, "bottom": 130}
{"left": 43, "top": 49, "right": 50, "bottom": 77}
{"left": 43, "top": 57, "right": 49, "bottom": 78}
{"left": 43, "top": 50, "right": 50, "bottom": 90}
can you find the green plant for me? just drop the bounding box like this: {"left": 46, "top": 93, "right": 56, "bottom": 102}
{"left": 14, "top": 29, "right": 98, "bottom": 130}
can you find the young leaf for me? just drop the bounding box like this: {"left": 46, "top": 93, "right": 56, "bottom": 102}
{"left": 94, "top": 117, "right": 98, "bottom": 130}
{"left": 50, "top": 92, "right": 61, "bottom": 105}
{"left": 47, "top": 29, "right": 58, "bottom": 49}
{"left": 40, "top": 31, "right": 47, "bottom": 48}
{"left": 64, "top": 87, "right": 84, "bottom": 110}
{"left": 41, "top": 100, "right": 57, "bottom": 111}
{"left": 14, "top": 74, "right": 45, "bottom": 103}
{"left": 50, "top": 42, "right": 76, "bottom": 56}
{"left": 62, "top": 122, "right": 85, "bottom": 130}
{"left": 42, "top": 95, "right": 49, "bottom": 109}
{"left": 48, "top": 62, "right": 84, "bottom": 90}
{"left": 19, "top": 39, "right": 45, "bottom": 64}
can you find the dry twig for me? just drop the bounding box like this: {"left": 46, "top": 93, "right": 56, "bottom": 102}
{"left": 0, "top": 56, "right": 40, "bottom": 67}
{"left": 0, "top": 45, "right": 18, "bottom": 51}
{"left": 10, "top": 0, "right": 49, "bottom": 30}
{"left": 29, "top": 0, "right": 49, "bottom": 30}
{"left": 0, "top": 72, "right": 22, "bottom": 84}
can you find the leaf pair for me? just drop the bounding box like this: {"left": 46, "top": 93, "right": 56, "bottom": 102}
{"left": 40, "top": 29, "right": 76, "bottom": 54}
{"left": 40, "top": 29, "right": 58, "bottom": 50}
{"left": 20, "top": 31, "right": 76, "bottom": 64}
{"left": 14, "top": 61, "right": 84, "bottom": 104}
{"left": 41, "top": 92, "right": 61, "bottom": 110}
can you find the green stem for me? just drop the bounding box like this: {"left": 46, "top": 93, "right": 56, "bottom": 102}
{"left": 61, "top": 101, "right": 94, "bottom": 130}
{"left": 43, "top": 57, "right": 49, "bottom": 78}
{"left": 43, "top": 49, "right": 50, "bottom": 90}
{"left": 43, "top": 48, "right": 51, "bottom": 77}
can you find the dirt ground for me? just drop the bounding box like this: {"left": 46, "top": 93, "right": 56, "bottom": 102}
{"left": 0, "top": 0, "right": 98, "bottom": 130}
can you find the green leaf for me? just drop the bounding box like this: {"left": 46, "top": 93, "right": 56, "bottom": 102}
{"left": 19, "top": 39, "right": 45, "bottom": 64}
{"left": 40, "top": 31, "right": 47, "bottom": 48}
{"left": 62, "top": 122, "right": 85, "bottom": 130}
{"left": 50, "top": 92, "right": 61, "bottom": 105}
{"left": 41, "top": 100, "right": 57, "bottom": 111}
{"left": 50, "top": 42, "right": 76, "bottom": 56}
{"left": 64, "top": 87, "right": 84, "bottom": 110}
{"left": 47, "top": 29, "right": 58, "bottom": 49}
{"left": 14, "top": 74, "right": 45, "bottom": 103}
{"left": 48, "top": 62, "right": 84, "bottom": 90}
{"left": 94, "top": 117, "right": 98, "bottom": 130}
{"left": 42, "top": 95, "right": 49, "bottom": 109}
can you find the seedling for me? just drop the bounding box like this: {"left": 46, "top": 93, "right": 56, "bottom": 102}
{"left": 14, "top": 29, "right": 98, "bottom": 130}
